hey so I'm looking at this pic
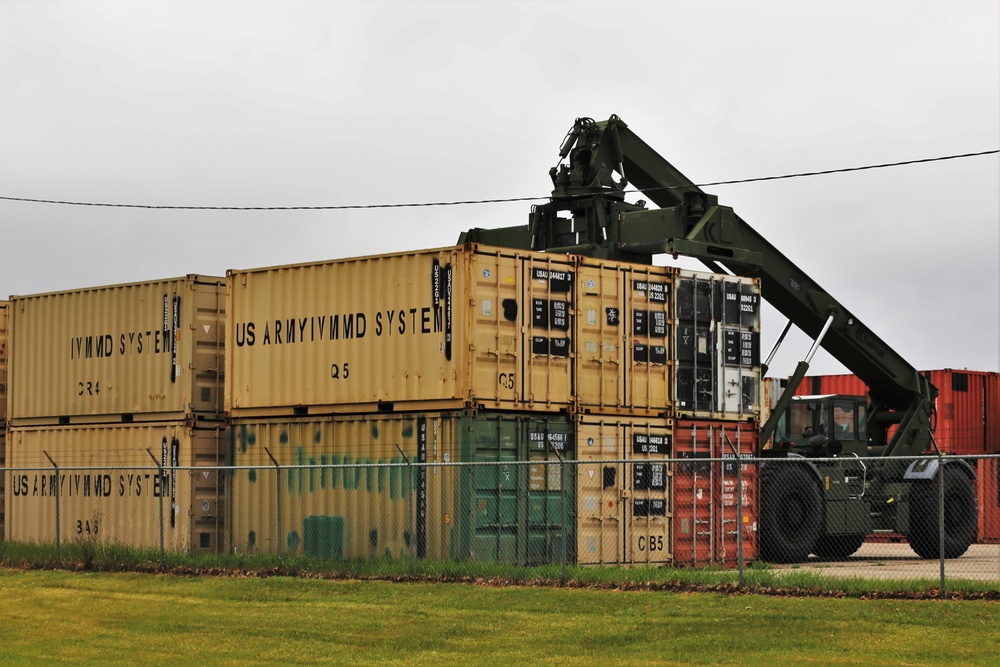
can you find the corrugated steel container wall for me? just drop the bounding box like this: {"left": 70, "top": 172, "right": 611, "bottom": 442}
{"left": 226, "top": 412, "right": 575, "bottom": 565}
{"left": 575, "top": 260, "right": 675, "bottom": 415}
{"left": 7, "top": 276, "right": 225, "bottom": 425}
{"left": 575, "top": 416, "right": 672, "bottom": 565}
{"left": 673, "top": 420, "right": 758, "bottom": 566}
{"left": 792, "top": 374, "right": 867, "bottom": 397}
{"left": 929, "top": 369, "right": 993, "bottom": 455}
{"left": 674, "top": 271, "right": 761, "bottom": 420}
{"left": 4, "top": 423, "right": 224, "bottom": 551}
{"left": 1, "top": 300, "right": 8, "bottom": 424}
{"left": 226, "top": 246, "right": 581, "bottom": 416}
{"left": 978, "top": 457, "right": 1000, "bottom": 543}
{"left": 987, "top": 374, "right": 1000, "bottom": 455}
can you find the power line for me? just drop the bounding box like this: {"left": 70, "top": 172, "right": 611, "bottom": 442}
{"left": 1, "top": 149, "right": 996, "bottom": 211}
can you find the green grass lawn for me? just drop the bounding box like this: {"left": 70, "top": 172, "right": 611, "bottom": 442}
{"left": 1, "top": 570, "right": 998, "bottom": 666}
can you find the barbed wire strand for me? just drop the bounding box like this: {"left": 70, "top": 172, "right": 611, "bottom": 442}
{"left": 0, "top": 149, "right": 995, "bottom": 211}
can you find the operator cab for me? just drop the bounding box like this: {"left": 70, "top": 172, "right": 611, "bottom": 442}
{"left": 772, "top": 394, "right": 869, "bottom": 457}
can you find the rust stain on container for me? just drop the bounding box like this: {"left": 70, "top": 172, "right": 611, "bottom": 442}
{"left": 7, "top": 276, "right": 225, "bottom": 425}
{"left": 4, "top": 423, "right": 224, "bottom": 552}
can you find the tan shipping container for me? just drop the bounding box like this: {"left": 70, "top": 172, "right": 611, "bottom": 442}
{"left": 226, "top": 245, "right": 677, "bottom": 418}
{"left": 8, "top": 276, "right": 225, "bottom": 425}
{"left": 4, "top": 422, "right": 224, "bottom": 552}
{"left": 226, "top": 245, "right": 575, "bottom": 416}
{"left": 1, "top": 300, "right": 8, "bottom": 425}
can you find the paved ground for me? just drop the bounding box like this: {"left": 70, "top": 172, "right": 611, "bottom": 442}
{"left": 771, "top": 542, "right": 1000, "bottom": 582}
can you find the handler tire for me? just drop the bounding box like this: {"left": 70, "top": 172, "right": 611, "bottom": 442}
{"left": 759, "top": 464, "right": 823, "bottom": 564}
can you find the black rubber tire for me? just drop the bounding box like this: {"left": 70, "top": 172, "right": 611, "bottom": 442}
{"left": 759, "top": 464, "right": 823, "bottom": 564}
{"left": 907, "top": 465, "right": 978, "bottom": 560}
{"left": 813, "top": 533, "right": 865, "bottom": 560}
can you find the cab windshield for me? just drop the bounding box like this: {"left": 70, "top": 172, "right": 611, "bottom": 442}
{"left": 786, "top": 399, "right": 829, "bottom": 443}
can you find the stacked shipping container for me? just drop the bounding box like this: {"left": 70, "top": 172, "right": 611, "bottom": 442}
{"left": 3, "top": 277, "right": 226, "bottom": 552}
{"left": 225, "top": 245, "right": 763, "bottom": 566}
{"left": 672, "top": 269, "right": 762, "bottom": 565}
{"left": 224, "top": 246, "right": 683, "bottom": 565}
{"left": 4, "top": 245, "right": 763, "bottom": 567}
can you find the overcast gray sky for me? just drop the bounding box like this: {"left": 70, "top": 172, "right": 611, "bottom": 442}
{"left": 2, "top": 1, "right": 997, "bottom": 378}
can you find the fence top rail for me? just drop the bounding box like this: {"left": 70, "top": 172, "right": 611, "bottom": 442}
{"left": 1, "top": 453, "right": 997, "bottom": 474}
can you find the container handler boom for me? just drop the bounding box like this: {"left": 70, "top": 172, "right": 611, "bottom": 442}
{"left": 460, "top": 115, "right": 977, "bottom": 562}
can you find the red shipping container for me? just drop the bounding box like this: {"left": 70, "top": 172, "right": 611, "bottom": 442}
{"left": 793, "top": 369, "right": 1000, "bottom": 456}
{"left": 978, "top": 458, "right": 1000, "bottom": 544}
{"left": 793, "top": 373, "right": 867, "bottom": 398}
{"left": 985, "top": 373, "right": 1000, "bottom": 455}
{"left": 673, "top": 420, "right": 758, "bottom": 566}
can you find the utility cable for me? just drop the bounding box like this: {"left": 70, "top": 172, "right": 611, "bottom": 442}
{"left": 1, "top": 149, "right": 995, "bottom": 211}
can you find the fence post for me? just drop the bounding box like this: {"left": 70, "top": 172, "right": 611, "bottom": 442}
{"left": 546, "top": 440, "right": 567, "bottom": 586}
{"left": 42, "top": 452, "right": 60, "bottom": 567}
{"left": 722, "top": 431, "right": 744, "bottom": 589}
{"left": 146, "top": 449, "right": 165, "bottom": 569}
{"left": 938, "top": 452, "right": 946, "bottom": 597}
{"left": 395, "top": 445, "right": 415, "bottom": 576}
{"left": 264, "top": 448, "right": 282, "bottom": 558}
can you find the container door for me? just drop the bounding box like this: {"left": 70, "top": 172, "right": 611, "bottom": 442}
{"left": 576, "top": 423, "right": 623, "bottom": 564}
{"left": 716, "top": 280, "right": 761, "bottom": 417}
{"left": 675, "top": 275, "right": 716, "bottom": 415}
{"left": 470, "top": 253, "right": 522, "bottom": 408}
{"left": 467, "top": 418, "right": 520, "bottom": 563}
{"left": 673, "top": 422, "right": 716, "bottom": 565}
{"left": 522, "top": 258, "right": 574, "bottom": 409}
{"left": 626, "top": 424, "right": 672, "bottom": 565}
{"left": 716, "top": 423, "right": 758, "bottom": 565}
{"left": 625, "top": 268, "right": 672, "bottom": 414}
{"left": 576, "top": 263, "right": 624, "bottom": 411}
{"left": 524, "top": 420, "right": 574, "bottom": 565}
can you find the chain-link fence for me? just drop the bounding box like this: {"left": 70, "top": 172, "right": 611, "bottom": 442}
{"left": 3, "top": 455, "right": 999, "bottom": 591}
